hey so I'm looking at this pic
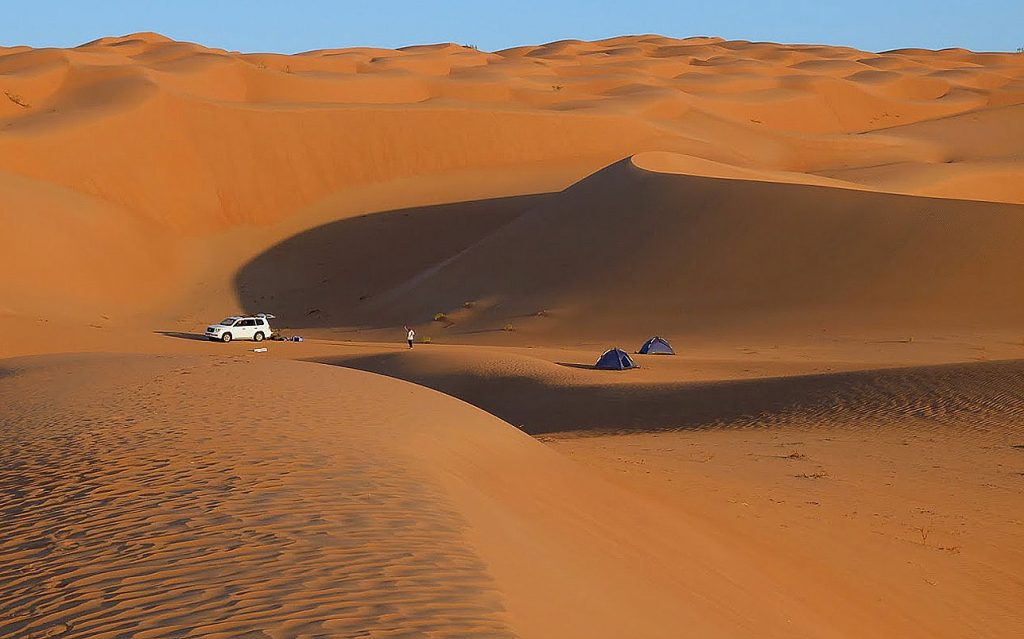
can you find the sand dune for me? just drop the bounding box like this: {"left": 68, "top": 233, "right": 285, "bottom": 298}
{"left": 281, "top": 154, "right": 1024, "bottom": 341}
{"left": 313, "top": 345, "right": 1024, "bottom": 434}
{"left": 1, "top": 351, "right": 944, "bottom": 639}
{"left": 3, "top": 349, "right": 1022, "bottom": 638}
{"left": 0, "top": 171, "right": 181, "bottom": 318}
{"left": 0, "top": 354, "right": 526, "bottom": 637}
{"left": 546, "top": 401, "right": 1024, "bottom": 639}
{"left": 2, "top": 33, "right": 1024, "bottom": 328}
{"left": 317, "top": 343, "right": 1024, "bottom": 638}
{"left": 4, "top": 31, "right": 1024, "bottom": 639}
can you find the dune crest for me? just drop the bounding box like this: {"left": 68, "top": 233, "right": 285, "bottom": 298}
{"left": 630, "top": 150, "right": 865, "bottom": 189}
{"left": 2, "top": 33, "right": 1023, "bottom": 328}
{"left": 245, "top": 154, "right": 1024, "bottom": 341}
{"left": 1, "top": 352, "right": 903, "bottom": 639}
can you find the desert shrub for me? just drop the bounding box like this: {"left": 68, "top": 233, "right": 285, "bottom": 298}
{"left": 502, "top": 323, "right": 515, "bottom": 332}
{"left": 421, "top": 336, "right": 432, "bottom": 344}
{"left": 463, "top": 301, "right": 475, "bottom": 309}
{"left": 794, "top": 471, "right": 829, "bottom": 479}
{"left": 433, "top": 312, "right": 448, "bottom": 322}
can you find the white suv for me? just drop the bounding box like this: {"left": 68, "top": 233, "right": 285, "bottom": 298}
{"left": 205, "top": 314, "right": 274, "bottom": 343}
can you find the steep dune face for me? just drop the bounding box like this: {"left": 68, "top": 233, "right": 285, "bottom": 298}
{"left": 2, "top": 33, "right": 1023, "bottom": 330}
{"left": 235, "top": 194, "right": 551, "bottom": 326}
{"left": 319, "top": 155, "right": 1024, "bottom": 338}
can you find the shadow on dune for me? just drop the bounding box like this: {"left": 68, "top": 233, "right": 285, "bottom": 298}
{"left": 313, "top": 354, "right": 1024, "bottom": 435}
{"left": 240, "top": 157, "right": 1024, "bottom": 340}
{"left": 155, "top": 331, "right": 211, "bottom": 342}
{"left": 556, "top": 362, "right": 600, "bottom": 370}
{"left": 235, "top": 194, "right": 552, "bottom": 330}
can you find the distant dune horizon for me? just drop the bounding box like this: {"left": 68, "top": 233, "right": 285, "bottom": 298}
{"left": 47, "top": 30, "right": 1024, "bottom": 56}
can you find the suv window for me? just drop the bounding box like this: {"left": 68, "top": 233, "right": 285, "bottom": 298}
{"left": 240, "top": 319, "right": 255, "bottom": 327}
{"left": 255, "top": 319, "right": 265, "bottom": 326}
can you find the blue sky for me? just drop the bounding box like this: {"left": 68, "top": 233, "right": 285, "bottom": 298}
{"left": 2, "top": 1, "right": 1021, "bottom": 53}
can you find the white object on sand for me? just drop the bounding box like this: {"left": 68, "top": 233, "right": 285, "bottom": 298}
{"left": 253, "top": 347, "right": 268, "bottom": 353}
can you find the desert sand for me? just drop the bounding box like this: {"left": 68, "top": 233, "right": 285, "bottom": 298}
{"left": 2, "top": 32, "right": 1024, "bottom": 637}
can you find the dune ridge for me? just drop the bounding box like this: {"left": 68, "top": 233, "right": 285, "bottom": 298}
{"left": 2, "top": 33, "right": 1024, "bottom": 330}
{"left": 249, "top": 154, "right": 1024, "bottom": 341}
{"left": 315, "top": 348, "right": 1024, "bottom": 434}
{"left": 4, "top": 351, "right": 1021, "bottom": 638}
{"left": 0, "top": 354, "right": 522, "bottom": 638}
{"left": 0, "top": 352, "right": 905, "bottom": 639}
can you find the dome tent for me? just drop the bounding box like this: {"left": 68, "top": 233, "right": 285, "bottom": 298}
{"left": 639, "top": 336, "right": 675, "bottom": 355}
{"left": 595, "top": 348, "right": 637, "bottom": 370}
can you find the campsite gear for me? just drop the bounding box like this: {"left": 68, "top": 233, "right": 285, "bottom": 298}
{"left": 639, "top": 336, "right": 675, "bottom": 355}
{"left": 253, "top": 347, "right": 268, "bottom": 353}
{"left": 290, "top": 336, "right": 303, "bottom": 342}
{"left": 595, "top": 348, "right": 637, "bottom": 370}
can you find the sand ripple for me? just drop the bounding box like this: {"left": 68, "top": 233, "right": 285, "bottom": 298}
{"left": 0, "top": 355, "right": 513, "bottom": 639}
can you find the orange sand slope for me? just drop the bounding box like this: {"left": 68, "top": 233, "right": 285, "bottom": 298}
{"left": 2, "top": 34, "right": 1024, "bottom": 339}
{"left": 547, "top": 412, "right": 1024, "bottom": 639}
{"left": 314, "top": 346, "right": 1024, "bottom": 433}
{"left": 3, "top": 353, "right": 1022, "bottom": 639}
{"left": 0, "top": 353, "right": 872, "bottom": 638}
{"left": 319, "top": 156, "right": 1024, "bottom": 339}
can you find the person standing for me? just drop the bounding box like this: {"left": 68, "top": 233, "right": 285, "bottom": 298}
{"left": 405, "top": 325, "right": 415, "bottom": 349}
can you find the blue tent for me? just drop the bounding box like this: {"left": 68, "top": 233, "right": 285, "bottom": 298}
{"left": 595, "top": 348, "right": 637, "bottom": 370}
{"left": 639, "top": 336, "right": 675, "bottom": 355}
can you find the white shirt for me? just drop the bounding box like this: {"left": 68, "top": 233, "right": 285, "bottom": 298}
{"left": 408, "top": 330, "right": 415, "bottom": 341}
